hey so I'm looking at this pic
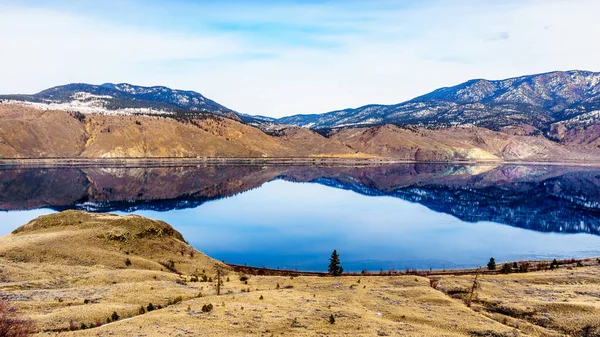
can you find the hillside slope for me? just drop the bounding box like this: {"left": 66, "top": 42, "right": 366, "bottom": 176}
{"left": 328, "top": 124, "right": 600, "bottom": 162}
{"left": 0, "top": 104, "right": 358, "bottom": 159}
{"left": 1, "top": 211, "right": 600, "bottom": 336}
{"left": 1, "top": 103, "right": 600, "bottom": 162}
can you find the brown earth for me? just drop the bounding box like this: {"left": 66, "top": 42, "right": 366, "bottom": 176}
{"left": 0, "top": 105, "right": 359, "bottom": 159}
{"left": 2, "top": 104, "right": 600, "bottom": 162}
{"left": 329, "top": 124, "right": 600, "bottom": 162}
{"left": 1, "top": 211, "right": 600, "bottom": 336}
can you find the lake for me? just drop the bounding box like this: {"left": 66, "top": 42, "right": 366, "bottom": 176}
{"left": 1, "top": 163, "right": 600, "bottom": 272}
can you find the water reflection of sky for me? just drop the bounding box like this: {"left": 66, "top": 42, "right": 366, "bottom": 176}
{"left": 2, "top": 179, "right": 600, "bottom": 271}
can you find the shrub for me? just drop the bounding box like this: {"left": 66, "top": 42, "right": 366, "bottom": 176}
{"left": 429, "top": 279, "right": 439, "bottom": 289}
{"left": 487, "top": 257, "right": 496, "bottom": 271}
{"left": 83, "top": 299, "right": 90, "bottom": 304}
{"left": 201, "top": 304, "right": 213, "bottom": 313}
{"left": 329, "top": 314, "right": 335, "bottom": 324}
{"left": 139, "top": 306, "right": 145, "bottom": 315}
{"left": 125, "top": 258, "right": 131, "bottom": 267}
{"left": 276, "top": 283, "right": 280, "bottom": 289}
{"left": 239, "top": 275, "right": 249, "bottom": 282}
{"left": 0, "top": 300, "right": 35, "bottom": 337}
{"left": 537, "top": 262, "right": 548, "bottom": 271}
{"left": 110, "top": 312, "right": 119, "bottom": 322}
{"left": 501, "top": 263, "right": 512, "bottom": 274}
{"left": 519, "top": 263, "right": 529, "bottom": 273}
{"left": 190, "top": 275, "right": 199, "bottom": 282}
{"left": 259, "top": 295, "right": 264, "bottom": 300}
{"left": 146, "top": 303, "right": 155, "bottom": 312}
{"left": 172, "top": 296, "right": 183, "bottom": 305}
{"left": 80, "top": 323, "right": 87, "bottom": 330}
{"left": 160, "top": 260, "right": 177, "bottom": 273}
{"left": 577, "top": 261, "right": 584, "bottom": 267}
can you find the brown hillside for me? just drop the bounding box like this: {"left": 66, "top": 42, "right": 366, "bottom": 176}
{"left": 0, "top": 104, "right": 359, "bottom": 159}
{"left": 330, "top": 124, "right": 600, "bottom": 162}
{"left": 1, "top": 212, "right": 600, "bottom": 336}
{"left": 2, "top": 103, "right": 600, "bottom": 161}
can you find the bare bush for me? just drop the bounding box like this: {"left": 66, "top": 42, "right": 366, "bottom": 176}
{"left": 0, "top": 300, "right": 35, "bottom": 337}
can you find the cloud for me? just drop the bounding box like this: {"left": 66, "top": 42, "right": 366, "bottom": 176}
{"left": 1, "top": 0, "right": 599, "bottom": 117}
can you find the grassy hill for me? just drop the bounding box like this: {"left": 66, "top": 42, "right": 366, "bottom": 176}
{"left": 1, "top": 211, "right": 599, "bottom": 336}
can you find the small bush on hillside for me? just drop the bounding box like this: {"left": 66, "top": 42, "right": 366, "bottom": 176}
{"left": 239, "top": 275, "right": 249, "bottom": 282}
{"left": 201, "top": 304, "right": 213, "bottom": 313}
{"left": 160, "top": 260, "right": 177, "bottom": 273}
{"left": 146, "top": 303, "right": 155, "bottom": 312}
{"left": 329, "top": 314, "right": 335, "bottom": 324}
{"left": 577, "top": 261, "right": 584, "bottom": 267}
{"left": 139, "top": 306, "right": 145, "bottom": 314}
{"left": 125, "top": 258, "right": 131, "bottom": 266}
{"left": 0, "top": 300, "right": 35, "bottom": 337}
{"left": 487, "top": 257, "right": 496, "bottom": 271}
{"left": 110, "top": 311, "right": 119, "bottom": 322}
{"left": 519, "top": 263, "right": 529, "bottom": 273}
{"left": 537, "top": 262, "right": 548, "bottom": 271}
{"left": 501, "top": 263, "right": 512, "bottom": 274}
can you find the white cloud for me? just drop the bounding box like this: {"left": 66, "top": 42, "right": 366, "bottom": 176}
{"left": 0, "top": 0, "right": 599, "bottom": 117}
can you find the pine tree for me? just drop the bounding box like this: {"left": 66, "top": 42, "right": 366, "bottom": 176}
{"left": 328, "top": 250, "right": 344, "bottom": 276}
{"left": 487, "top": 257, "right": 496, "bottom": 271}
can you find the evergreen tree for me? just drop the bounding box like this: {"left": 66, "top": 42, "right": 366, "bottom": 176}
{"left": 487, "top": 257, "right": 496, "bottom": 271}
{"left": 328, "top": 250, "right": 344, "bottom": 276}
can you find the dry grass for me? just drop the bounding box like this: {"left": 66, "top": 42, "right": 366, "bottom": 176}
{"left": 1, "top": 211, "right": 599, "bottom": 336}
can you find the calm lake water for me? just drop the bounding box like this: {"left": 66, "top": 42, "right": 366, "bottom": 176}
{"left": 1, "top": 163, "right": 600, "bottom": 271}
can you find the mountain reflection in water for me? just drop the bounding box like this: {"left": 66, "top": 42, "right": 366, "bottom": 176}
{"left": 1, "top": 163, "right": 600, "bottom": 235}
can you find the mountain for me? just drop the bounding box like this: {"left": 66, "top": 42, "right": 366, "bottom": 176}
{"left": 0, "top": 103, "right": 360, "bottom": 158}
{"left": 2, "top": 71, "right": 600, "bottom": 161}
{"left": 276, "top": 70, "right": 600, "bottom": 136}
{"left": 0, "top": 82, "right": 240, "bottom": 120}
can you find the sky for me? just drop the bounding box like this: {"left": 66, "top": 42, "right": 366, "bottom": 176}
{"left": 1, "top": 0, "right": 599, "bottom": 117}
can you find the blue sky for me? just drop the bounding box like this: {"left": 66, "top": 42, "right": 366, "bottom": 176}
{"left": 1, "top": 0, "right": 599, "bottom": 117}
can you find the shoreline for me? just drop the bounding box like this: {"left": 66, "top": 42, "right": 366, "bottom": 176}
{"left": 2, "top": 156, "right": 600, "bottom": 168}
{"left": 227, "top": 256, "right": 600, "bottom": 277}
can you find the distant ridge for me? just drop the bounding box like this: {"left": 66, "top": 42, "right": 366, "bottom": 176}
{"left": 275, "top": 70, "right": 600, "bottom": 134}
{"left": 0, "top": 82, "right": 240, "bottom": 120}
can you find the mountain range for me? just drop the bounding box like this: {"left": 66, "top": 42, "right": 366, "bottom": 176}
{"left": 2, "top": 70, "right": 600, "bottom": 161}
